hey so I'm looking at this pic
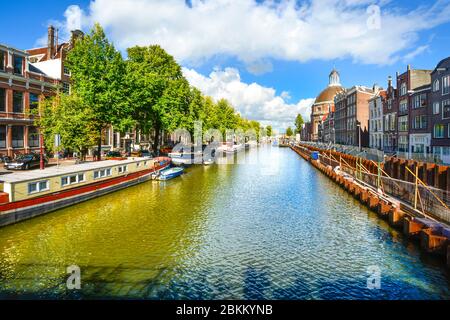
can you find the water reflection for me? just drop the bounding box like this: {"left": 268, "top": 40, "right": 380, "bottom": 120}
{"left": 0, "top": 146, "right": 449, "bottom": 299}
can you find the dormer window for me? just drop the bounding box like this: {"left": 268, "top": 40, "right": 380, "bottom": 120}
{"left": 13, "top": 55, "right": 23, "bottom": 75}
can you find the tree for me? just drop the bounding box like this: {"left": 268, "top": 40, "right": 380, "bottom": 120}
{"left": 295, "top": 114, "right": 305, "bottom": 134}
{"left": 286, "top": 127, "right": 294, "bottom": 137}
{"left": 266, "top": 125, "right": 273, "bottom": 137}
{"left": 65, "top": 23, "right": 130, "bottom": 160}
{"left": 126, "top": 45, "right": 189, "bottom": 153}
{"left": 35, "top": 93, "right": 96, "bottom": 160}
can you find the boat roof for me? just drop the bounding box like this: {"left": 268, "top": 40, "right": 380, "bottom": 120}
{"left": 0, "top": 157, "right": 153, "bottom": 184}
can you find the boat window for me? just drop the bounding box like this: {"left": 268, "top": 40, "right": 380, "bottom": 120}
{"left": 28, "top": 180, "right": 49, "bottom": 194}
{"left": 118, "top": 165, "right": 128, "bottom": 173}
{"left": 61, "top": 174, "right": 86, "bottom": 186}
{"left": 94, "top": 168, "right": 112, "bottom": 179}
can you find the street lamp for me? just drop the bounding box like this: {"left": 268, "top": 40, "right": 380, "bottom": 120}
{"left": 356, "top": 123, "right": 361, "bottom": 152}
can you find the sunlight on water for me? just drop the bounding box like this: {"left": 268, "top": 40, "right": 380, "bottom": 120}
{"left": 0, "top": 146, "right": 449, "bottom": 299}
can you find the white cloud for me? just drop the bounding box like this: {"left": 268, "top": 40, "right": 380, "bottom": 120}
{"left": 55, "top": 0, "right": 450, "bottom": 66}
{"left": 183, "top": 67, "right": 314, "bottom": 130}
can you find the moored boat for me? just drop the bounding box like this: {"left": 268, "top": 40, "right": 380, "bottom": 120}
{"left": 0, "top": 157, "right": 171, "bottom": 227}
{"left": 154, "top": 167, "right": 184, "bottom": 181}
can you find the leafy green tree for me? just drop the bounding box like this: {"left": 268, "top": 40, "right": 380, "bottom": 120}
{"left": 65, "top": 23, "right": 130, "bottom": 160}
{"left": 126, "top": 45, "right": 189, "bottom": 152}
{"left": 35, "top": 93, "right": 96, "bottom": 160}
{"left": 266, "top": 125, "right": 273, "bottom": 137}
{"left": 286, "top": 127, "right": 294, "bottom": 137}
{"left": 295, "top": 114, "right": 305, "bottom": 134}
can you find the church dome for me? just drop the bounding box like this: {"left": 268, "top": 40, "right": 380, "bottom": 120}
{"left": 314, "top": 68, "right": 343, "bottom": 105}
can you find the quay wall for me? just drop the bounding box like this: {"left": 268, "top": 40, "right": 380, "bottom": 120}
{"left": 290, "top": 145, "right": 450, "bottom": 269}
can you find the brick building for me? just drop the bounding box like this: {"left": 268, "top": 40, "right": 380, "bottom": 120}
{"left": 0, "top": 44, "right": 57, "bottom": 157}
{"left": 396, "top": 65, "right": 432, "bottom": 154}
{"left": 430, "top": 57, "right": 450, "bottom": 164}
{"left": 383, "top": 76, "right": 397, "bottom": 154}
{"left": 369, "top": 90, "right": 386, "bottom": 150}
{"left": 409, "top": 84, "right": 431, "bottom": 158}
{"left": 334, "top": 91, "right": 347, "bottom": 145}
{"left": 309, "top": 69, "right": 343, "bottom": 141}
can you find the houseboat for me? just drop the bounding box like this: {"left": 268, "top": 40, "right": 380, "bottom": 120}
{"left": 0, "top": 157, "right": 171, "bottom": 227}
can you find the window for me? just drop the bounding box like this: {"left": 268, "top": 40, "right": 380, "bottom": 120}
{"left": 28, "top": 180, "right": 49, "bottom": 194}
{"left": 29, "top": 93, "right": 39, "bottom": 111}
{"left": 413, "top": 115, "right": 427, "bottom": 129}
{"left": 118, "top": 165, "right": 128, "bottom": 173}
{"left": 443, "top": 76, "right": 450, "bottom": 95}
{"left": 434, "top": 124, "right": 445, "bottom": 138}
{"left": 443, "top": 100, "right": 450, "bottom": 119}
{"left": 433, "top": 79, "right": 440, "bottom": 92}
{"left": 94, "top": 168, "right": 112, "bottom": 179}
{"left": 399, "top": 100, "right": 408, "bottom": 113}
{"left": 398, "top": 115, "right": 408, "bottom": 132}
{"left": 13, "top": 91, "right": 23, "bottom": 113}
{"left": 413, "top": 94, "right": 427, "bottom": 108}
{"left": 387, "top": 99, "right": 392, "bottom": 110}
{"left": 399, "top": 136, "right": 408, "bottom": 152}
{"left": 61, "top": 173, "right": 85, "bottom": 187}
{"left": 13, "top": 55, "right": 23, "bottom": 75}
{"left": 28, "top": 126, "right": 39, "bottom": 147}
{"left": 0, "top": 126, "right": 5, "bottom": 148}
{"left": 0, "top": 88, "right": 5, "bottom": 112}
{"left": 400, "top": 83, "right": 407, "bottom": 96}
{"left": 433, "top": 102, "right": 440, "bottom": 115}
{"left": 12, "top": 126, "right": 24, "bottom": 148}
{"left": 0, "top": 51, "right": 4, "bottom": 70}
{"left": 63, "top": 65, "right": 70, "bottom": 76}
{"left": 62, "top": 82, "right": 70, "bottom": 94}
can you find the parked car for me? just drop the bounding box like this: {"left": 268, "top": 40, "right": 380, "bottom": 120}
{"left": 105, "top": 151, "right": 123, "bottom": 159}
{"left": 4, "top": 154, "right": 48, "bottom": 170}
{"left": 0, "top": 155, "right": 12, "bottom": 164}
{"left": 140, "top": 150, "right": 153, "bottom": 158}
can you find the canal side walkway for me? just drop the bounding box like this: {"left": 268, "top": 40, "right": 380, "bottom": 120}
{"left": 290, "top": 145, "right": 450, "bottom": 270}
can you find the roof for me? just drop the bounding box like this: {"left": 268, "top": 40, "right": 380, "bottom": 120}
{"left": 314, "top": 85, "right": 344, "bottom": 105}
{"left": 0, "top": 158, "right": 153, "bottom": 184}
{"left": 27, "top": 43, "right": 69, "bottom": 62}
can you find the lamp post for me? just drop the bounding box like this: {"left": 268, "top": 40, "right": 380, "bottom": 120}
{"left": 39, "top": 133, "right": 45, "bottom": 170}
{"left": 357, "top": 123, "right": 361, "bottom": 152}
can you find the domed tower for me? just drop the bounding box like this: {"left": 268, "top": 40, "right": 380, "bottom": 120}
{"left": 309, "top": 68, "right": 344, "bottom": 141}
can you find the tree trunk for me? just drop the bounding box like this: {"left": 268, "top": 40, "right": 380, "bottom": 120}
{"left": 153, "top": 122, "right": 161, "bottom": 155}
{"left": 97, "top": 131, "right": 102, "bottom": 161}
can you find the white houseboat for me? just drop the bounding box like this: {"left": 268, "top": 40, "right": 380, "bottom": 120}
{"left": 0, "top": 157, "right": 171, "bottom": 227}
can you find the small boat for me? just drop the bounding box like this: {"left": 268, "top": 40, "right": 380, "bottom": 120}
{"left": 203, "top": 159, "right": 214, "bottom": 165}
{"left": 154, "top": 167, "right": 184, "bottom": 181}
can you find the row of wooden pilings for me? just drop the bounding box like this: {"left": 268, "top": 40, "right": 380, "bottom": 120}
{"left": 298, "top": 143, "right": 450, "bottom": 191}
{"left": 291, "top": 145, "right": 450, "bottom": 269}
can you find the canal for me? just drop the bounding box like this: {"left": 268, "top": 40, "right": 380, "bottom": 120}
{"left": 0, "top": 145, "right": 449, "bottom": 299}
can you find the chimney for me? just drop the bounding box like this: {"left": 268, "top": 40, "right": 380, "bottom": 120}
{"left": 407, "top": 64, "right": 411, "bottom": 71}
{"left": 70, "top": 30, "right": 84, "bottom": 48}
{"left": 48, "top": 25, "right": 55, "bottom": 59}
{"left": 388, "top": 76, "right": 392, "bottom": 88}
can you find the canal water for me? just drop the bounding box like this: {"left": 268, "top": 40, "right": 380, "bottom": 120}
{"left": 0, "top": 145, "right": 449, "bottom": 299}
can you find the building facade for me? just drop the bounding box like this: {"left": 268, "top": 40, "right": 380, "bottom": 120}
{"left": 383, "top": 76, "right": 397, "bottom": 154}
{"left": 369, "top": 90, "right": 386, "bottom": 150}
{"left": 396, "top": 65, "right": 432, "bottom": 155}
{"left": 310, "top": 69, "right": 343, "bottom": 141}
{"left": 430, "top": 57, "right": 450, "bottom": 164}
{"left": 409, "top": 84, "right": 431, "bottom": 158}
{"left": 0, "top": 44, "right": 57, "bottom": 157}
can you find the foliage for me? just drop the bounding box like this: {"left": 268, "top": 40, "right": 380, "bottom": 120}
{"left": 65, "top": 23, "right": 130, "bottom": 159}
{"left": 286, "top": 127, "right": 294, "bottom": 137}
{"left": 34, "top": 93, "right": 96, "bottom": 159}
{"left": 295, "top": 114, "right": 305, "bottom": 134}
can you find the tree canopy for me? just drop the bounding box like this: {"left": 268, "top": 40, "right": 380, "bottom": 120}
{"left": 295, "top": 114, "right": 305, "bottom": 134}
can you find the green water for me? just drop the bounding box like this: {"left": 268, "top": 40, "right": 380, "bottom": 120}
{"left": 0, "top": 146, "right": 449, "bottom": 299}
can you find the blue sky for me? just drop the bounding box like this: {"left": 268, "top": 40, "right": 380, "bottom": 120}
{"left": 1, "top": 0, "right": 450, "bottom": 131}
